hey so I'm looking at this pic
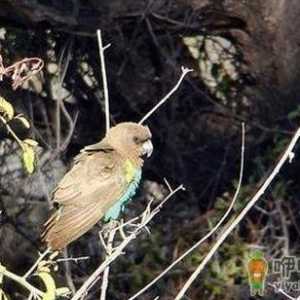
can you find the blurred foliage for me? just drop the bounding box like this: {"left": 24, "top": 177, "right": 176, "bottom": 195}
{"left": 0, "top": 95, "right": 38, "bottom": 174}
{"left": 183, "top": 35, "right": 241, "bottom": 104}
{"left": 0, "top": 8, "right": 299, "bottom": 299}
{"left": 203, "top": 241, "right": 248, "bottom": 298}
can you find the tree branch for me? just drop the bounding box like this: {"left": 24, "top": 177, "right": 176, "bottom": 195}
{"left": 129, "top": 122, "right": 245, "bottom": 300}
{"left": 97, "top": 29, "right": 111, "bottom": 133}
{"left": 138, "top": 67, "right": 193, "bottom": 125}
{"left": 174, "top": 127, "right": 300, "bottom": 299}
{"left": 71, "top": 184, "right": 185, "bottom": 300}
{"left": 0, "top": 264, "right": 44, "bottom": 298}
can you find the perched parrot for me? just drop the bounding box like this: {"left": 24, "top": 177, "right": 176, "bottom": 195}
{"left": 42, "top": 122, "right": 153, "bottom": 250}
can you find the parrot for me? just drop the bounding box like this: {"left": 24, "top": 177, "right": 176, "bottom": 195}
{"left": 42, "top": 122, "right": 153, "bottom": 250}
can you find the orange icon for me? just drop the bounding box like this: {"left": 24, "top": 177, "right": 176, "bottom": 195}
{"left": 247, "top": 250, "right": 268, "bottom": 296}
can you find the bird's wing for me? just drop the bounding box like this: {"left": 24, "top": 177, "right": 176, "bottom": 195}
{"left": 42, "top": 146, "right": 127, "bottom": 250}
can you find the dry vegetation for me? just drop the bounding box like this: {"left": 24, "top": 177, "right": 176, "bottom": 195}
{"left": 0, "top": 1, "right": 300, "bottom": 299}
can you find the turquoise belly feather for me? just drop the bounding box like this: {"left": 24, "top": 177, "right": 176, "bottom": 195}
{"left": 104, "top": 168, "right": 142, "bottom": 221}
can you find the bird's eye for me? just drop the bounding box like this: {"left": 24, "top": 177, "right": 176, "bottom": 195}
{"left": 133, "top": 136, "right": 140, "bottom": 144}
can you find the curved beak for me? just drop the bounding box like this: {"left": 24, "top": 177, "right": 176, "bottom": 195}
{"left": 142, "top": 140, "right": 153, "bottom": 158}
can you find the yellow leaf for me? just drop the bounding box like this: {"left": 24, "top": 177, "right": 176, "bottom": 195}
{"left": 49, "top": 251, "right": 59, "bottom": 261}
{"left": 15, "top": 115, "right": 30, "bottom": 129}
{"left": 22, "top": 143, "right": 36, "bottom": 174}
{"left": 0, "top": 97, "right": 14, "bottom": 121}
{"left": 38, "top": 271, "right": 56, "bottom": 300}
{"left": 38, "top": 265, "right": 51, "bottom": 273}
{"left": 23, "top": 138, "right": 38, "bottom": 147}
{"left": 56, "top": 287, "right": 71, "bottom": 297}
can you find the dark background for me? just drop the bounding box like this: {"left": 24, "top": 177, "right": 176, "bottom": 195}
{"left": 0, "top": 1, "right": 300, "bottom": 299}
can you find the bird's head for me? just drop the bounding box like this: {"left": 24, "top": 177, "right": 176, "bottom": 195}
{"left": 105, "top": 122, "right": 153, "bottom": 166}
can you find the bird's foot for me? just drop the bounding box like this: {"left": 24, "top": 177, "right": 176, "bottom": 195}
{"left": 99, "top": 220, "right": 120, "bottom": 253}
{"left": 102, "top": 220, "right": 119, "bottom": 238}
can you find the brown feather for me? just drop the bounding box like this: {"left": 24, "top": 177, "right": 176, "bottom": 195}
{"left": 42, "top": 150, "right": 124, "bottom": 249}
{"left": 42, "top": 122, "right": 152, "bottom": 250}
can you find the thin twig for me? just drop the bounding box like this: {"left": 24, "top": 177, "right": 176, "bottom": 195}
{"left": 268, "top": 283, "right": 297, "bottom": 300}
{"left": 163, "top": 178, "right": 173, "bottom": 193}
{"left": 55, "top": 94, "right": 61, "bottom": 150}
{"left": 63, "top": 248, "right": 76, "bottom": 295}
{"left": 97, "top": 28, "right": 113, "bottom": 299}
{"left": 174, "top": 127, "right": 300, "bottom": 300}
{"left": 128, "top": 123, "right": 245, "bottom": 300}
{"left": 71, "top": 185, "right": 184, "bottom": 300}
{"left": 138, "top": 67, "right": 193, "bottom": 125}
{"left": 0, "top": 116, "right": 25, "bottom": 150}
{"left": 60, "top": 109, "right": 79, "bottom": 152}
{"left": 97, "top": 29, "right": 110, "bottom": 133}
{"left": 56, "top": 256, "right": 90, "bottom": 263}
{"left": 100, "top": 228, "right": 116, "bottom": 300}
{"left": 0, "top": 264, "right": 44, "bottom": 298}
{"left": 23, "top": 248, "right": 51, "bottom": 279}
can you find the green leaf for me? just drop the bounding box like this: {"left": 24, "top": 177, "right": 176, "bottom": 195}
{"left": 0, "top": 96, "right": 14, "bottom": 121}
{"left": 22, "top": 143, "right": 36, "bottom": 174}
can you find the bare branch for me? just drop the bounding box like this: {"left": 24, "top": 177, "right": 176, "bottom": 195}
{"left": 63, "top": 248, "right": 76, "bottom": 295}
{"left": 0, "top": 116, "right": 25, "bottom": 151}
{"left": 268, "top": 283, "right": 298, "bottom": 300}
{"left": 100, "top": 228, "right": 116, "bottom": 300}
{"left": 56, "top": 256, "right": 90, "bottom": 263}
{"left": 71, "top": 185, "right": 184, "bottom": 300}
{"left": 128, "top": 123, "right": 245, "bottom": 300}
{"left": 97, "top": 29, "right": 110, "bottom": 133}
{"left": 174, "top": 127, "right": 300, "bottom": 299}
{"left": 138, "top": 67, "right": 193, "bottom": 125}
{"left": 0, "top": 264, "right": 44, "bottom": 298}
{"left": 23, "top": 248, "right": 51, "bottom": 279}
